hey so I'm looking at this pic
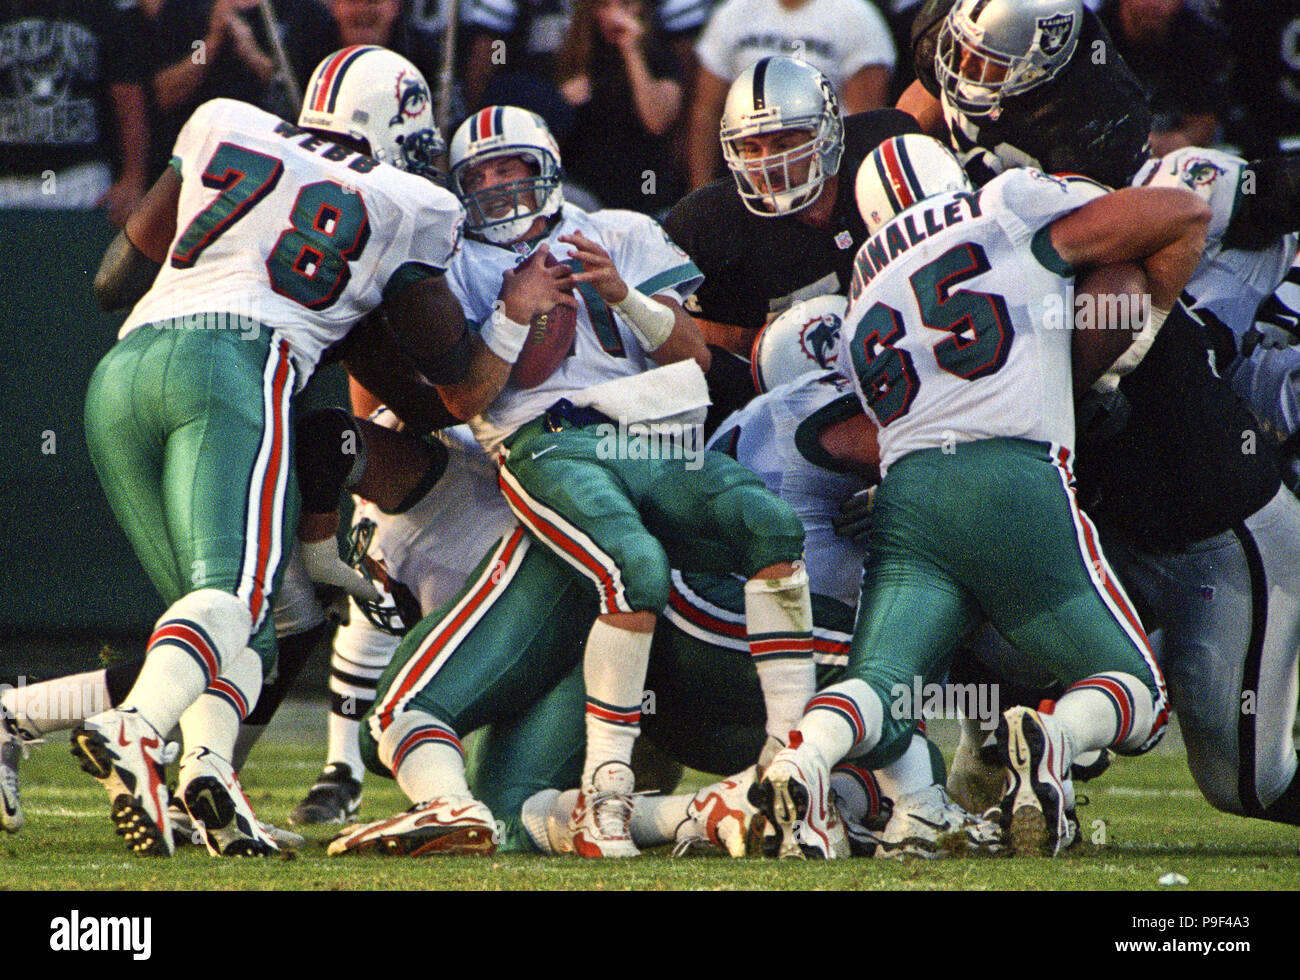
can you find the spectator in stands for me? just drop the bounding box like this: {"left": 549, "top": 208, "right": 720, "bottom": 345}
{"left": 146, "top": 0, "right": 339, "bottom": 180}
{"left": 686, "top": 0, "right": 895, "bottom": 188}
{"left": 461, "top": 0, "right": 707, "bottom": 138}
{"left": 1096, "top": 0, "right": 1229, "bottom": 157}
{"left": 1222, "top": 0, "right": 1300, "bottom": 157}
{"left": 555, "top": 0, "right": 685, "bottom": 213}
{"left": 0, "top": 0, "right": 151, "bottom": 226}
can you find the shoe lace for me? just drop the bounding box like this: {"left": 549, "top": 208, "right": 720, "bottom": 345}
{"left": 671, "top": 817, "right": 708, "bottom": 857}
{"left": 589, "top": 787, "right": 634, "bottom": 841}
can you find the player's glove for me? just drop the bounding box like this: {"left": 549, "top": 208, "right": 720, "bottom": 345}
{"left": 832, "top": 487, "right": 877, "bottom": 546}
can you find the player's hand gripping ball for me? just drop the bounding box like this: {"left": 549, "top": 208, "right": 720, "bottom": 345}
{"left": 509, "top": 250, "right": 578, "bottom": 389}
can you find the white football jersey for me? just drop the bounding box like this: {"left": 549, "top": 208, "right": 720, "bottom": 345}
{"left": 123, "top": 99, "right": 464, "bottom": 387}
{"left": 838, "top": 167, "right": 1105, "bottom": 473}
{"left": 446, "top": 206, "right": 703, "bottom": 451}
{"left": 709, "top": 371, "right": 870, "bottom": 608}
{"left": 353, "top": 413, "right": 517, "bottom": 615}
{"left": 1134, "top": 147, "right": 1299, "bottom": 341}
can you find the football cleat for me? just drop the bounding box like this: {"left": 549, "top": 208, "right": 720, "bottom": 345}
{"left": 290, "top": 762, "right": 363, "bottom": 826}
{"left": 868, "top": 784, "right": 1004, "bottom": 859}
{"left": 179, "top": 748, "right": 280, "bottom": 857}
{"left": 996, "top": 706, "right": 1076, "bottom": 856}
{"left": 673, "top": 769, "right": 757, "bottom": 858}
{"left": 171, "top": 796, "right": 303, "bottom": 851}
{"left": 520, "top": 787, "right": 578, "bottom": 854}
{"left": 946, "top": 725, "right": 1006, "bottom": 815}
{"left": 0, "top": 705, "right": 39, "bottom": 834}
{"left": 327, "top": 796, "right": 497, "bottom": 856}
{"left": 71, "top": 708, "right": 176, "bottom": 856}
{"left": 749, "top": 735, "right": 848, "bottom": 859}
{"left": 570, "top": 761, "right": 640, "bottom": 859}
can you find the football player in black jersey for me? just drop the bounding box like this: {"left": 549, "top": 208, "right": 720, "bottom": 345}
{"left": 899, "top": 0, "right": 1150, "bottom": 188}
{"left": 664, "top": 56, "right": 919, "bottom": 431}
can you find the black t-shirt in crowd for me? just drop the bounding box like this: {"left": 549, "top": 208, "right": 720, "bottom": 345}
{"left": 560, "top": 41, "right": 684, "bottom": 214}
{"left": 912, "top": 0, "right": 1151, "bottom": 189}
{"left": 145, "top": 0, "right": 339, "bottom": 179}
{"left": 664, "top": 109, "right": 920, "bottom": 429}
{"left": 1096, "top": 0, "right": 1229, "bottom": 136}
{"left": 0, "top": 0, "right": 148, "bottom": 177}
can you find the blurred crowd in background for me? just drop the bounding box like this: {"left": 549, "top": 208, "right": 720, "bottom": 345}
{"left": 2, "top": 0, "right": 1298, "bottom": 227}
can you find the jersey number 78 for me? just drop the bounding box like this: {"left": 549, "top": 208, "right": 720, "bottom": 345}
{"left": 170, "top": 142, "right": 370, "bottom": 310}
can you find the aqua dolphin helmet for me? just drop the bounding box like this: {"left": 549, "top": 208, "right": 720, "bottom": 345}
{"left": 448, "top": 106, "right": 564, "bottom": 244}
{"left": 299, "top": 46, "right": 445, "bottom": 180}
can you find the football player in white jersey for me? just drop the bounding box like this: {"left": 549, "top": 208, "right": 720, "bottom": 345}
{"left": 72, "top": 47, "right": 561, "bottom": 857}
{"left": 753, "top": 134, "right": 1210, "bottom": 858}
{"left": 334, "top": 105, "right": 825, "bottom": 859}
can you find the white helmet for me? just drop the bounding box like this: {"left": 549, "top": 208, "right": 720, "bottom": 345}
{"left": 751, "top": 294, "right": 848, "bottom": 394}
{"left": 720, "top": 56, "right": 844, "bottom": 217}
{"left": 299, "top": 46, "right": 444, "bottom": 179}
{"left": 855, "top": 134, "right": 972, "bottom": 237}
{"left": 935, "top": 0, "right": 1083, "bottom": 118}
{"left": 448, "top": 106, "right": 564, "bottom": 244}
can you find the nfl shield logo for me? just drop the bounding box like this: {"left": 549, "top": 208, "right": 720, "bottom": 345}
{"left": 1035, "top": 12, "right": 1075, "bottom": 56}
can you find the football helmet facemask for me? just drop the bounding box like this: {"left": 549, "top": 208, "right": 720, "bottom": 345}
{"left": 299, "top": 46, "right": 445, "bottom": 180}
{"left": 855, "top": 134, "right": 972, "bottom": 237}
{"left": 448, "top": 106, "right": 564, "bottom": 244}
{"left": 720, "top": 56, "right": 844, "bottom": 217}
{"left": 935, "top": 0, "right": 1082, "bottom": 118}
{"left": 344, "top": 518, "right": 422, "bottom": 636}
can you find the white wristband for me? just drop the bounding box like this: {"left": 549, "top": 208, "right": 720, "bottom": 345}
{"left": 1093, "top": 305, "right": 1170, "bottom": 393}
{"left": 613, "top": 287, "right": 675, "bottom": 352}
{"left": 479, "top": 307, "right": 530, "bottom": 364}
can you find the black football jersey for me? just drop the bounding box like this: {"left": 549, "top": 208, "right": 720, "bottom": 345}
{"left": 665, "top": 109, "right": 921, "bottom": 333}
{"left": 665, "top": 109, "right": 919, "bottom": 431}
{"left": 912, "top": 0, "right": 1151, "bottom": 189}
{"left": 1072, "top": 306, "right": 1281, "bottom": 551}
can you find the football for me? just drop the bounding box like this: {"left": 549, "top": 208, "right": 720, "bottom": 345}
{"left": 509, "top": 251, "right": 577, "bottom": 389}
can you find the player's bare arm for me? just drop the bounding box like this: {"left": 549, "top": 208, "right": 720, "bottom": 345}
{"left": 436, "top": 243, "right": 578, "bottom": 420}
{"left": 561, "top": 230, "right": 710, "bottom": 371}
{"left": 340, "top": 313, "right": 461, "bottom": 433}
{"left": 1071, "top": 261, "right": 1151, "bottom": 392}
{"left": 92, "top": 166, "right": 181, "bottom": 311}
{"left": 896, "top": 79, "right": 945, "bottom": 137}
{"left": 1049, "top": 186, "right": 1211, "bottom": 309}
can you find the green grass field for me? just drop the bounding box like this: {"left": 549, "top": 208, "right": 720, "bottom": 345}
{"left": 6, "top": 701, "right": 1299, "bottom": 891}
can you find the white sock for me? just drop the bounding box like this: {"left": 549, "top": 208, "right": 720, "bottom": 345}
{"left": 744, "top": 566, "right": 815, "bottom": 742}
{"left": 799, "top": 679, "right": 883, "bottom": 767}
{"left": 1054, "top": 671, "right": 1155, "bottom": 755}
{"left": 581, "top": 619, "right": 652, "bottom": 789}
{"left": 873, "top": 733, "right": 936, "bottom": 802}
{"left": 122, "top": 589, "right": 252, "bottom": 734}
{"left": 328, "top": 712, "right": 364, "bottom": 776}
{"left": 1, "top": 670, "right": 109, "bottom": 737}
{"left": 378, "top": 711, "right": 469, "bottom": 803}
{"left": 178, "top": 647, "right": 263, "bottom": 764}
{"left": 630, "top": 793, "right": 692, "bottom": 846}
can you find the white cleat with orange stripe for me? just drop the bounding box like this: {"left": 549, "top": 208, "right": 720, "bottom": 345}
{"left": 71, "top": 708, "right": 176, "bottom": 857}
{"left": 750, "top": 734, "right": 849, "bottom": 859}
{"left": 673, "top": 769, "right": 757, "bottom": 858}
{"left": 569, "top": 761, "right": 640, "bottom": 858}
{"left": 996, "top": 706, "right": 1076, "bottom": 857}
{"left": 327, "top": 796, "right": 498, "bottom": 857}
